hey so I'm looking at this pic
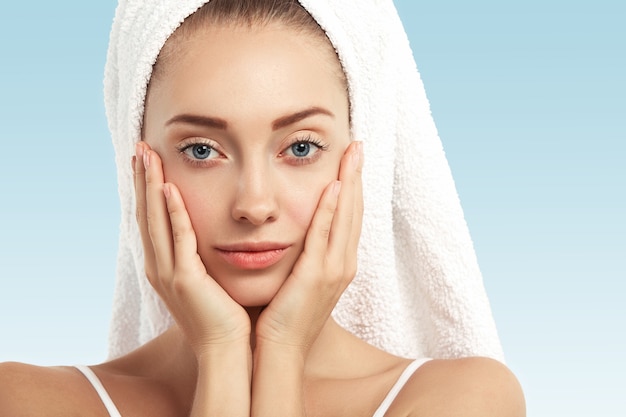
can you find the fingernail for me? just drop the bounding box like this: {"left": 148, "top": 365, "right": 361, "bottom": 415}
{"left": 163, "top": 183, "right": 171, "bottom": 200}
{"left": 143, "top": 150, "right": 150, "bottom": 168}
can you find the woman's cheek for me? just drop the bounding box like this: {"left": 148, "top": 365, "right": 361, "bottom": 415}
{"left": 284, "top": 177, "right": 329, "bottom": 232}
{"left": 180, "top": 188, "right": 211, "bottom": 229}
{"left": 168, "top": 173, "right": 225, "bottom": 240}
{"left": 283, "top": 154, "right": 345, "bottom": 232}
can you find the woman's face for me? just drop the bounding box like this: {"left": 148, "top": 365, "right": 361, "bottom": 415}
{"left": 143, "top": 23, "right": 350, "bottom": 307}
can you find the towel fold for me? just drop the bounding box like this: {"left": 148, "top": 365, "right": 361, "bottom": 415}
{"left": 104, "top": 0, "right": 505, "bottom": 361}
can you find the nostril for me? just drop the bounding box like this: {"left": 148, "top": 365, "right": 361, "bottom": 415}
{"left": 232, "top": 197, "right": 279, "bottom": 225}
{"left": 231, "top": 171, "right": 279, "bottom": 224}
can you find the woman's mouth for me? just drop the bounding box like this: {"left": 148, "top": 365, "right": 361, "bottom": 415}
{"left": 215, "top": 243, "right": 290, "bottom": 270}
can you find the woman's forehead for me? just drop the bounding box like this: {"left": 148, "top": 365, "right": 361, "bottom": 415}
{"left": 145, "top": 25, "right": 349, "bottom": 127}
{"left": 151, "top": 20, "right": 347, "bottom": 97}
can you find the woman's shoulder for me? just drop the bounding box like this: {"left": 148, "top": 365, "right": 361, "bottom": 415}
{"left": 0, "top": 355, "right": 184, "bottom": 417}
{"left": 0, "top": 361, "right": 104, "bottom": 417}
{"left": 388, "top": 357, "right": 526, "bottom": 417}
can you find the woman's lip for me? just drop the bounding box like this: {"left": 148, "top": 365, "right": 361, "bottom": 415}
{"left": 215, "top": 243, "right": 290, "bottom": 270}
{"left": 217, "top": 242, "right": 290, "bottom": 252}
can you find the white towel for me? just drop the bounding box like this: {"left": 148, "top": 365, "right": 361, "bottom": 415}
{"left": 104, "top": 0, "right": 505, "bottom": 361}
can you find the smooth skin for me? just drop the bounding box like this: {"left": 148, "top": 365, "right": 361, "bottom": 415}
{"left": 0, "top": 23, "right": 525, "bottom": 417}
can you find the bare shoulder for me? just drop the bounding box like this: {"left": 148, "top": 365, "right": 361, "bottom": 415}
{"left": 389, "top": 357, "right": 526, "bottom": 417}
{"left": 0, "top": 359, "right": 183, "bottom": 417}
{"left": 0, "top": 361, "right": 105, "bottom": 417}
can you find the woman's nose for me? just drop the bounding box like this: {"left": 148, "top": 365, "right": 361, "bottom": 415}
{"left": 231, "top": 168, "right": 279, "bottom": 225}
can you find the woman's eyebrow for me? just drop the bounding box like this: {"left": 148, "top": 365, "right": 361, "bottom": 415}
{"left": 272, "top": 107, "right": 334, "bottom": 130}
{"left": 165, "top": 114, "right": 228, "bottom": 129}
{"left": 164, "top": 107, "right": 334, "bottom": 130}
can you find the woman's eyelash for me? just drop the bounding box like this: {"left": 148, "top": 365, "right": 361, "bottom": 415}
{"left": 175, "top": 138, "right": 214, "bottom": 153}
{"left": 173, "top": 135, "right": 329, "bottom": 167}
{"left": 280, "top": 135, "right": 330, "bottom": 165}
{"left": 285, "top": 135, "right": 329, "bottom": 153}
{"left": 300, "top": 135, "right": 329, "bottom": 151}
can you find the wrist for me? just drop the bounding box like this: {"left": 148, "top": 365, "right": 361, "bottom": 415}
{"left": 253, "top": 338, "right": 306, "bottom": 372}
{"left": 192, "top": 338, "right": 252, "bottom": 417}
{"left": 196, "top": 336, "right": 251, "bottom": 365}
{"left": 251, "top": 340, "right": 306, "bottom": 417}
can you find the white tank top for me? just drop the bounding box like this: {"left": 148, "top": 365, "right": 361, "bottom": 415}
{"left": 75, "top": 365, "right": 122, "bottom": 417}
{"left": 76, "top": 358, "right": 431, "bottom": 417}
{"left": 372, "top": 358, "right": 431, "bottom": 416}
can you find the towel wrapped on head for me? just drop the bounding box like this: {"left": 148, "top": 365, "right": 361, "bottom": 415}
{"left": 104, "top": 0, "right": 505, "bottom": 361}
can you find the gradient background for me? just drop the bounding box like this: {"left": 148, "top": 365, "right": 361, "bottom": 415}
{"left": 0, "top": 1, "right": 624, "bottom": 415}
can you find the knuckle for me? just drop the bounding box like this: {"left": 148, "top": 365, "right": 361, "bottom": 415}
{"left": 135, "top": 203, "right": 145, "bottom": 223}
{"left": 143, "top": 168, "right": 153, "bottom": 184}
{"left": 172, "top": 226, "right": 189, "bottom": 244}
{"left": 167, "top": 202, "right": 182, "bottom": 217}
{"left": 145, "top": 211, "right": 156, "bottom": 227}
{"left": 171, "top": 217, "right": 192, "bottom": 244}
{"left": 325, "top": 203, "right": 337, "bottom": 215}
{"left": 318, "top": 225, "right": 331, "bottom": 240}
{"left": 133, "top": 169, "right": 145, "bottom": 181}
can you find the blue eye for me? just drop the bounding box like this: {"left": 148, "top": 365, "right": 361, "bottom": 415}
{"left": 290, "top": 142, "right": 311, "bottom": 157}
{"left": 184, "top": 144, "right": 215, "bottom": 160}
{"left": 281, "top": 137, "right": 328, "bottom": 165}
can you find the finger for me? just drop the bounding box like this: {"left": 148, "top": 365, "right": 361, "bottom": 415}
{"left": 268, "top": 179, "right": 341, "bottom": 336}
{"left": 163, "top": 183, "right": 205, "bottom": 276}
{"left": 301, "top": 179, "right": 342, "bottom": 260}
{"left": 134, "top": 143, "right": 157, "bottom": 279}
{"left": 326, "top": 141, "right": 361, "bottom": 265}
{"left": 144, "top": 148, "right": 175, "bottom": 279}
{"left": 346, "top": 142, "right": 364, "bottom": 265}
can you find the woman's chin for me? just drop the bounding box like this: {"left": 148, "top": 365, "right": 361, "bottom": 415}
{"left": 220, "top": 279, "right": 282, "bottom": 308}
{"left": 208, "top": 260, "right": 294, "bottom": 309}
{"left": 233, "top": 293, "right": 275, "bottom": 309}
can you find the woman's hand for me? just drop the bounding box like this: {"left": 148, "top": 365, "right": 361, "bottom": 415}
{"left": 251, "top": 141, "right": 363, "bottom": 417}
{"left": 135, "top": 142, "right": 252, "bottom": 417}
{"left": 255, "top": 140, "right": 364, "bottom": 354}
{"left": 133, "top": 142, "right": 251, "bottom": 356}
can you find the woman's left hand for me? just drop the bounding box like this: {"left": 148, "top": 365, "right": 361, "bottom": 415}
{"left": 255, "top": 140, "right": 363, "bottom": 354}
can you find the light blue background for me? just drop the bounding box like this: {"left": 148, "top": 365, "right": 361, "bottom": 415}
{"left": 1, "top": 1, "right": 624, "bottom": 416}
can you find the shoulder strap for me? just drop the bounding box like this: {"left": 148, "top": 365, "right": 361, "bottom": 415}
{"left": 74, "top": 365, "right": 123, "bottom": 417}
{"left": 372, "top": 358, "right": 431, "bottom": 417}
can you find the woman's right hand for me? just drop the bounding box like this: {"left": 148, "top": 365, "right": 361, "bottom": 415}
{"left": 133, "top": 141, "right": 251, "bottom": 357}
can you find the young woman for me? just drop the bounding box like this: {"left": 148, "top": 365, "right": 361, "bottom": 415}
{"left": 0, "top": 1, "right": 525, "bottom": 416}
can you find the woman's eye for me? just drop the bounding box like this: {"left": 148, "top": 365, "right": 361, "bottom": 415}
{"left": 283, "top": 140, "right": 323, "bottom": 159}
{"left": 182, "top": 143, "right": 217, "bottom": 160}
{"left": 290, "top": 142, "right": 313, "bottom": 157}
